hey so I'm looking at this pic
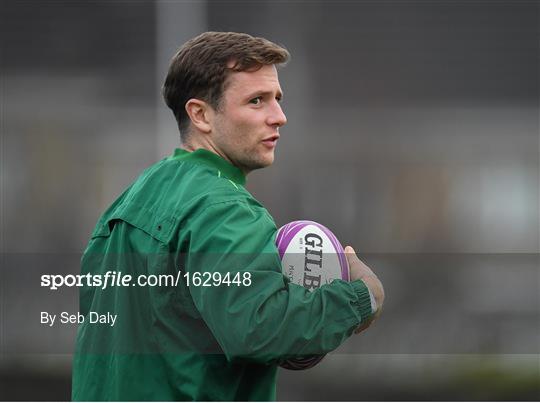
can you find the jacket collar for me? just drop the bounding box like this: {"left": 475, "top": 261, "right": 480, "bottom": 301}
{"left": 171, "top": 148, "right": 246, "bottom": 186}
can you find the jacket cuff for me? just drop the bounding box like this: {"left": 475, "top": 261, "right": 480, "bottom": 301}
{"left": 350, "top": 280, "right": 375, "bottom": 323}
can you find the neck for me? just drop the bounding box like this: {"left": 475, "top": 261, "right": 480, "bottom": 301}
{"left": 182, "top": 136, "right": 250, "bottom": 175}
{"left": 182, "top": 135, "right": 222, "bottom": 159}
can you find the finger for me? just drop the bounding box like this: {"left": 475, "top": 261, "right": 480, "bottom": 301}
{"left": 344, "top": 246, "right": 360, "bottom": 265}
{"left": 345, "top": 245, "right": 366, "bottom": 266}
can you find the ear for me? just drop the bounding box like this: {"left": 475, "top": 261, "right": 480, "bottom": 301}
{"left": 185, "top": 99, "right": 213, "bottom": 133}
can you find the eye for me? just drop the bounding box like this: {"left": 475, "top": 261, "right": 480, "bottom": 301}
{"left": 275, "top": 96, "right": 282, "bottom": 103}
{"left": 249, "top": 97, "right": 262, "bottom": 105}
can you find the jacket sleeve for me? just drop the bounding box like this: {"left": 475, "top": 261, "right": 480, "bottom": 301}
{"left": 184, "top": 199, "right": 374, "bottom": 364}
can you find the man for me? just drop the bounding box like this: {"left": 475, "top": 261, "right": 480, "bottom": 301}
{"left": 72, "top": 32, "right": 384, "bottom": 401}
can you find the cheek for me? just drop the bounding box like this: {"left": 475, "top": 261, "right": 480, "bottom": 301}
{"left": 230, "top": 115, "right": 260, "bottom": 140}
{"left": 216, "top": 108, "right": 264, "bottom": 147}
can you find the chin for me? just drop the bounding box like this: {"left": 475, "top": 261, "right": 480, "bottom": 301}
{"left": 244, "top": 156, "right": 274, "bottom": 172}
{"left": 260, "top": 154, "right": 275, "bottom": 167}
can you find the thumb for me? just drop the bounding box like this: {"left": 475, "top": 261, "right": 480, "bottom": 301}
{"left": 345, "top": 245, "right": 358, "bottom": 262}
{"left": 345, "top": 246, "right": 376, "bottom": 278}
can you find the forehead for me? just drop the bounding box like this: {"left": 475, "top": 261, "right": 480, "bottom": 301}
{"left": 223, "top": 65, "right": 282, "bottom": 96}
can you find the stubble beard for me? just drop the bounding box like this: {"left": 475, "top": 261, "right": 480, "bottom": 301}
{"left": 214, "top": 120, "right": 275, "bottom": 174}
{"left": 234, "top": 149, "right": 274, "bottom": 175}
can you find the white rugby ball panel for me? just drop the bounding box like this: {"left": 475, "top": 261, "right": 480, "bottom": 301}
{"left": 276, "top": 220, "right": 349, "bottom": 290}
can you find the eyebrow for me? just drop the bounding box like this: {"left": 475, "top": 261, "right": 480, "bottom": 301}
{"left": 245, "top": 89, "right": 284, "bottom": 100}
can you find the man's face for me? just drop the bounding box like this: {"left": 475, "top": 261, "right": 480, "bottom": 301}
{"left": 209, "top": 64, "right": 287, "bottom": 174}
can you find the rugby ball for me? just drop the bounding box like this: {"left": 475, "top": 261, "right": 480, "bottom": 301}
{"left": 275, "top": 220, "right": 349, "bottom": 370}
{"left": 276, "top": 220, "right": 349, "bottom": 287}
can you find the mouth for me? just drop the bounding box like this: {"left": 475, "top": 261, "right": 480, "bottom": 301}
{"left": 262, "top": 134, "right": 280, "bottom": 148}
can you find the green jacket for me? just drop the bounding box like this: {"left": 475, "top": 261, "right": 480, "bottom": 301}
{"left": 72, "top": 148, "right": 374, "bottom": 401}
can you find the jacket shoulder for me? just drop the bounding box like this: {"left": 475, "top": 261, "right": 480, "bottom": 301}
{"left": 88, "top": 158, "right": 271, "bottom": 245}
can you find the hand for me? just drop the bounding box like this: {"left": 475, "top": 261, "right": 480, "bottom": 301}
{"left": 345, "top": 246, "right": 385, "bottom": 334}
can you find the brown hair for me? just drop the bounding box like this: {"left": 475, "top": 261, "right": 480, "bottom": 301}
{"left": 162, "top": 32, "right": 290, "bottom": 139}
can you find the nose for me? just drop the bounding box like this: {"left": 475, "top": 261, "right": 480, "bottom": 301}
{"left": 267, "top": 101, "right": 287, "bottom": 128}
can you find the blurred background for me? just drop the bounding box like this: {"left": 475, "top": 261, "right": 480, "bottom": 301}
{"left": 1, "top": 0, "right": 539, "bottom": 400}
